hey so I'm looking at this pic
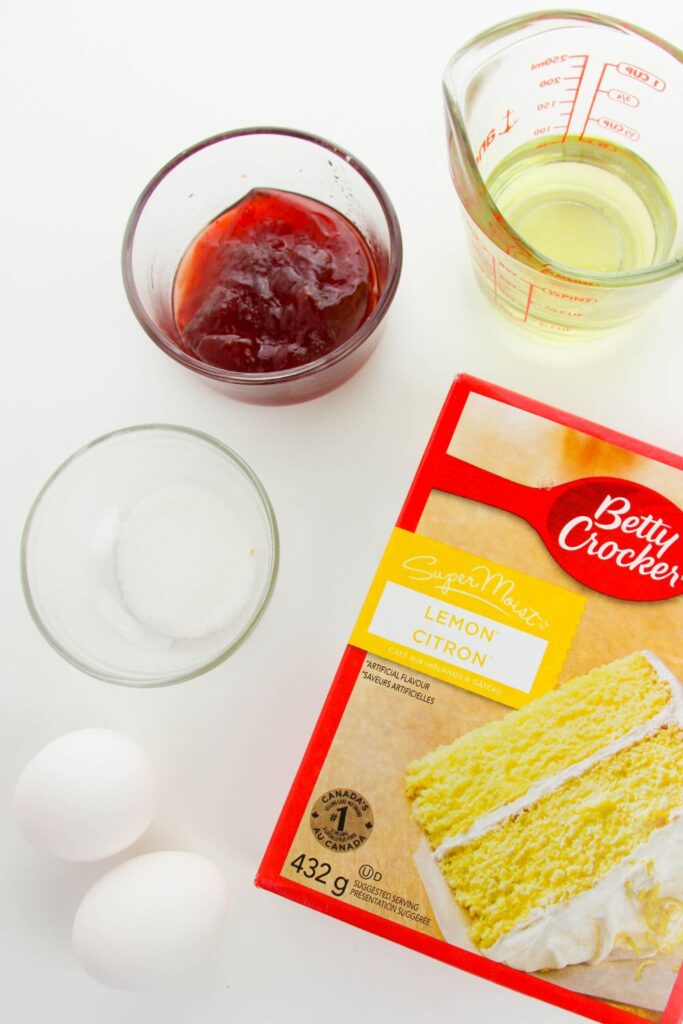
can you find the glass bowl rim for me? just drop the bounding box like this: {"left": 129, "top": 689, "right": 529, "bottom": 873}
{"left": 121, "top": 125, "right": 403, "bottom": 387}
{"left": 21, "top": 423, "right": 280, "bottom": 688}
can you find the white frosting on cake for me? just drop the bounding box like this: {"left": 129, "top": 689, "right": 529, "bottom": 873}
{"left": 424, "top": 651, "right": 683, "bottom": 972}
{"left": 488, "top": 814, "right": 683, "bottom": 972}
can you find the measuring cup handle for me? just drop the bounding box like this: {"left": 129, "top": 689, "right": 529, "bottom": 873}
{"left": 427, "top": 454, "right": 555, "bottom": 533}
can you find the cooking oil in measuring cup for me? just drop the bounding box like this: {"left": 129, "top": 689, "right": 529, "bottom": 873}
{"left": 443, "top": 12, "right": 683, "bottom": 339}
{"left": 486, "top": 135, "right": 676, "bottom": 274}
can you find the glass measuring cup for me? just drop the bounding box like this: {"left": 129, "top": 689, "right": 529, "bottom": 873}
{"left": 444, "top": 12, "right": 683, "bottom": 339}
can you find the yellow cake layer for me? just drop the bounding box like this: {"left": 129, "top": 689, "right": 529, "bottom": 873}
{"left": 441, "top": 725, "right": 683, "bottom": 949}
{"left": 405, "top": 652, "right": 670, "bottom": 847}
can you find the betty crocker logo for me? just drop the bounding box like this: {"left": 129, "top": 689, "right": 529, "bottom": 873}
{"left": 435, "top": 457, "right": 683, "bottom": 604}
{"left": 545, "top": 479, "right": 683, "bottom": 601}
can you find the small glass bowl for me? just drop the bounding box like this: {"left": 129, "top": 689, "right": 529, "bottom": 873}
{"left": 21, "top": 425, "right": 278, "bottom": 687}
{"left": 122, "top": 127, "right": 403, "bottom": 404}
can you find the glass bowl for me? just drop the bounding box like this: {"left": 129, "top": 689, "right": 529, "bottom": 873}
{"left": 21, "top": 425, "right": 278, "bottom": 687}
{"left": 122, "top": 127, "right": 403, "bottom": 404}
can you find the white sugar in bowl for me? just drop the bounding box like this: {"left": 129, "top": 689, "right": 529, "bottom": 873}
{"left": 21, "top": 425, "right": 278, "bottom": 686}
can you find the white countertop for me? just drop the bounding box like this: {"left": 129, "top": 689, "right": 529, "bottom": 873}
{"left": 2, "top": 1, "right": 682, "bottom": 1022}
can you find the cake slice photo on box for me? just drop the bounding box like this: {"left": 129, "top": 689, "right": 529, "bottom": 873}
{"left": 406, "top": 650, "right": 683, "bottom": 979}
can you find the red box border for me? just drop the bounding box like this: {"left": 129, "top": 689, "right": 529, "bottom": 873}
{"left": 256, "top": 374, "right": 683, "bottom": 1024}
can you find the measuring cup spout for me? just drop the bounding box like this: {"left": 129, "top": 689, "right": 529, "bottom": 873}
{"left": 443, "top": 84, "right": 483, "bottom": 229}
{"left": 444, "top": 74, "right": 532, "bottom": 274}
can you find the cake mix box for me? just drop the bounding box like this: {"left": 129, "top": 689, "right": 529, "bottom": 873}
{"left": 256, "top": 375, "right": 683, "bottom": 1024}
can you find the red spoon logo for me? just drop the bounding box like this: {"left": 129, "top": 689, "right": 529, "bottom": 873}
{"left": 434, "top": 457, "right": 683, "bottom": 603}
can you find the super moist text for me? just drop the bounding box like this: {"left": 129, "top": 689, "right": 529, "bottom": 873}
{"left": 401, "top": 557, "right": 549, "bottom": 629}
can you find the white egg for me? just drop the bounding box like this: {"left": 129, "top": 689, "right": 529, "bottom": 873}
{"left": 14, "top": 729, "right": 158, "bottom": 861}
{"left": 73, "top": 851, "right": 229, "bottom": 989}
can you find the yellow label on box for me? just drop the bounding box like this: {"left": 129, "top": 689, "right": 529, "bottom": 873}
{"left": 350, "top": 528, "right": 586, "bottom": 708}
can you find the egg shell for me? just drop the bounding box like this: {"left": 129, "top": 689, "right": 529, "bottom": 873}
{"left": 14, "top": 729, "right": 158, "bottom": 861}
{"left": 73, "top": 851, "right": 229, "bottom": 989}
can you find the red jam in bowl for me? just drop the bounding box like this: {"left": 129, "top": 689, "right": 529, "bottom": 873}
{"left": 173, "top": 188, "right": 380, "bottom": 373}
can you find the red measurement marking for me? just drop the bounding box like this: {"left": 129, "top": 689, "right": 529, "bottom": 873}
{"left": 616, "top": 63, "right": 666, "bottom": 91}
{"left": 545, "top": 307, "right": 585, "bottom": 318}
{"left": 597, "top": 116, "right": 639, "bottom": 141}
{"left": 472, "top": 253, "right": 490, "bottom": 275}
{"left": 606, "top": 88, "right": 639, "bottom": 108}
{"left": 474, "top": 108, "right": 518, "bottom": 165}
{"left": 540, "top": 286, "right": 598, "bottom": 304}
{"left": 491, "top": 256, "right": 498, "bottom": 304}
{"left": 579, "top": 62, "right": 613, "bottom": 140}
{"left": 498, "top": 274, "right": 527, "bottom": 295}
{"left": 523, "top": 283, "right": 535, "bottom": 322}
{"left": 528, "top": 53, "right": 588, "bottom": 72}
{"left": 561, "top": 55, "right": 588, "bottom": 141}
{"left": 500, "top": 263, "right": 525, "bottom": 282}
